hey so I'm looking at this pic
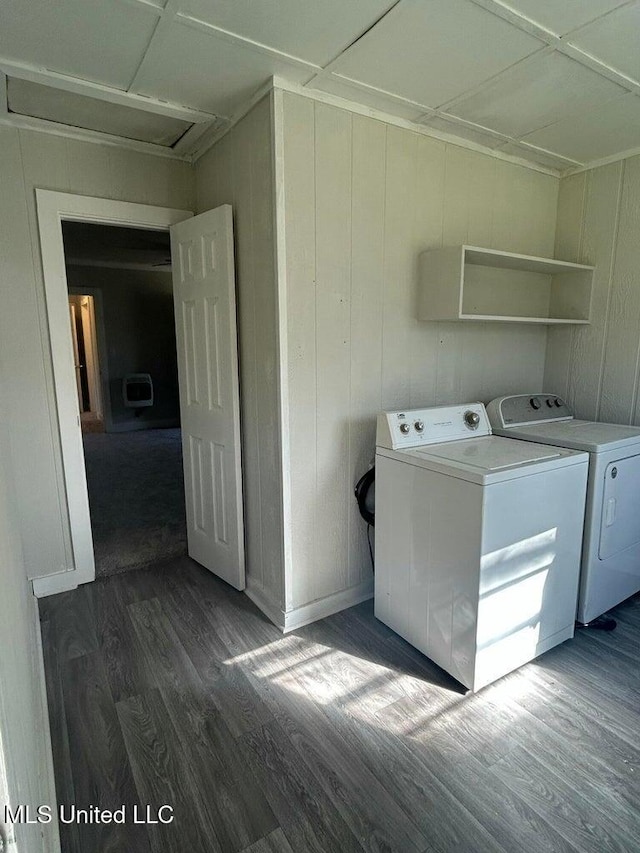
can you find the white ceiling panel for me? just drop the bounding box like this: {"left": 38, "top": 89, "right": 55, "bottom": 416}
{"left": 0, "top": 0, "right": 159, "bottom": 89}
{"left": 418, "top": 114, "right": 507, "bottom": 148}
{"left": 448, "top": 52, "right": 626, "bottom": 138}
{"left": 523, "top": 93, "right": 640, "bottom": 162}
{"left": 133, "top": 21, "right": 315, "bottom": 115}
{"left": 329, "top": 0, "right": 543, "bottom": 109}
{"left": 497, "top": 0, "right": 629, "bottom": 36}
{"left": 570, "top": 3, "right": 640, "bottom": 83}
{"left": 7, "top": 78, "right": 192, "bottom": 146}
{"left": 177, "top": 0, "right": 397, "bottom": 66}
{"left": 311, "top": 74, "right": 428, "bottom": 121}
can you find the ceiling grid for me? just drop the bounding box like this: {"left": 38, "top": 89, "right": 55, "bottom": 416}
{"left": 0, "top": 0, "right": 637, "bottom": 172}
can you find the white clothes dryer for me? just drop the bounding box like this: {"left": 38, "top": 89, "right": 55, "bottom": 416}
{"left": 375, "top": 402, "right": 588, "bottom": 692}
{"left": 487, "top": 393, "right": 640, "bottom": 627}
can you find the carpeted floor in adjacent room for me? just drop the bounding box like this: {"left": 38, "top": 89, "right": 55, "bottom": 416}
{"left": 83, "top": 428, "right": 187, "bottom": 577}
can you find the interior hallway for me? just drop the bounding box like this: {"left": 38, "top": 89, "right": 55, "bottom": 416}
{"left": 39, "top": 556, "right": 640, "bottom": 853}
{"left": 83, "top": 428, "right": 187, "bottom": 577}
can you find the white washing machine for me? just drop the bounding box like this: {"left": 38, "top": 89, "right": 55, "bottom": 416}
{"left": 487, "top": 393, "right": 640, "bottom": 626}
{"left": 375, "top": 403, "right": 588, "bottom": 692}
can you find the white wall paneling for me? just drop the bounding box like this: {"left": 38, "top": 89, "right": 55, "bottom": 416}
{"left": 543, "top": 156, "right": 640, "bottom": 426}
{"left": 0, "top": 127, "right": 195, "bottom": 587}
{"left": 281, "top": 92, "right": 559, "bottom": 614}
{"left": 196, "top": 94, "right": 286, "bottom": 617}
{"left": 0, "top": 420, "right": 60, "bottom": 853}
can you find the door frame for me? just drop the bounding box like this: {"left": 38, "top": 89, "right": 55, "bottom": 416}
{"left": 35, "top": 190, "right": 192, "bottom": 596}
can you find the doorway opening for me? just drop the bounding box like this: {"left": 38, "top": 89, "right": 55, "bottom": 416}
{"left": 62, "top": 221, "right": 187, "bottom": 577}
{"left": 68, "top": 293, "right": 103, "bottom": 433}
{"left": 36, "top": 190, "right": 245, "bottom": 597}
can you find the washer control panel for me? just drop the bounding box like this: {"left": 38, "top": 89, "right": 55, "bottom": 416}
{"left": 486, "top": 393, "right": 573, "bottom": 429}
{"left": 376, "top": 403, "right": 491, "bottom": 450}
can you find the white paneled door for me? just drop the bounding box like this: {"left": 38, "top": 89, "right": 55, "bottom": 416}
{"left": 170, "top": 205, "right": 245, "bottom": 590}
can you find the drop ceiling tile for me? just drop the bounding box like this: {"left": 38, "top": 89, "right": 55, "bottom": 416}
{"left": 134, "top": 21, "right": 315, "bottom": 115}
{"left": 329, "top": 0, "right": 543, "bottom": 109}
{"left": 419, "top": 115, "right": 508, "bottom": 149}
{"left": 447, "top": 52, "right": 625, "bottom": 138}
{"left": 498, "top": 142, "right": 582, "bottom": 170}
{"left": 0, "top": 0, "right": 159, "bottom": 89}
{"left": 498, "top": 0, "right": 628, "bottom": 36}
{"left": 310, "top": 74, "right": 428, "bottom": 121}
{"left": 570, "top": 4, "right": 640, "bottom": 83}
{"left": 177, "top": 0, "right": 397, "bottom": 66}
{"left": 522, "top": 93, "right": 640, "bottom": 162}
{"left": 7, "top": 78, "right": 192, "bottom": 146}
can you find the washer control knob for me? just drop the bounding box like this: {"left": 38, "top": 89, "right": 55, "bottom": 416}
{"left": 546, "top": 398, "right": 554, "bottom": 407}
{"left": 414, "top": 420, "right": 424, "bottom": 432}
{"left": 464, "top": 410, "right": 480, "bottom": 429}
{"left": 399, "top": 422, "right": 410, "bottom": 434}
{"left": 554, "top": 398, "right": 563, "bottom": 408}
{"left": 530, "top": 397, "right": 541, "bottom": 410}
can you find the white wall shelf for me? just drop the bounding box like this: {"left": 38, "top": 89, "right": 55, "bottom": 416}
{"left": 419, "top": 245, "right": 594, "bottom": 324}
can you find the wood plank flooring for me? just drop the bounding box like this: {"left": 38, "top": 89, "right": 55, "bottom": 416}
{"left": 39, "top": 556, "right": 640, "bottom": 853}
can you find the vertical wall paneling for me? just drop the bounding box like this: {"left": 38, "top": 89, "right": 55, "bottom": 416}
{"left": 281, "top": 91, "right": 558, "bottom": 617}
{"left": 271, "top": 89, "right": 294, "bottom": 611}
{"left": 0, "top": 421, "right": 60, "bottom": 853}
{"left": 281, "top": 94, "right": 317, "bottom": 610}
{"left": 195, "top": 95, "right": 285, "bottom": 614}
{"left": 409, "top": 135, "right": 445, "bottom": 407}
{"left": 570, "top": 163, "right": 622, "bottom": 420}
{"left": 0, "top": 127, "right": 195, "bottom": 582}
{"left": 314, "top": 103, "right": 353, "bottom": 602}
{"left": 0, "top": 128, "right": 70, "bottom": 579}
{"left": 544, "top": 172, "right": 588, "bottom": 400}
{"left": 252, "top": 98, "right": 283, "bottom": 603}
{"left": 382, "top": 126, "right": 418, "bottom": 411}
{"left": 349, "top": 115, "right": 386, "bottom": 589}
{"left": 600, "top": 158, "right": 640, "bottom": 424}
{"left": 545, "top": 156, "right": 640, "bottom": 427}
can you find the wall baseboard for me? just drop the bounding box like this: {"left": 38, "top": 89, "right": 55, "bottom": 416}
{"left": 32, "top": 571, "right": 79, "bottom": 598}
{"left": 244, "top": 582, "right": 286, "bottom": 630}
{"left": 282, "top": 579, "right": 374, "bottom": 632}
{"left": 245, "top": 577, "right": 374, "bottom": 633}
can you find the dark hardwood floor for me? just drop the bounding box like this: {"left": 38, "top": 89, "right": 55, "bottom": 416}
{"left": 39, "top": 557, "right": 640, "bottom": 853}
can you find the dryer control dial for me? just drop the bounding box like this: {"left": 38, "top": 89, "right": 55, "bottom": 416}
{"left": 414, "top": 420, "right": 424, "bottom": 432}
{"left": 464, "top": 410, "right": 480, "bottom": 429}
{"left": 530, "top": 397, "right": 541, "bottom": 410}
{"left": 399, "top": 423, "right": 410, "bottom": 434}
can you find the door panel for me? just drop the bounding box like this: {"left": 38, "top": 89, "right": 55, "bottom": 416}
{"left": 171, "top": 205, "right": 244, "bottom": 590}
{"left": 599, "top": 454, "right": 640, "bottom": 561}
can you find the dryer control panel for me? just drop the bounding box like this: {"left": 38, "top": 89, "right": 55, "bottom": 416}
{"left": 376, "top": 403, "right": 491, "bottom": 450}
{"left": 486, "top": 394, "right": 573, "bottom": 429}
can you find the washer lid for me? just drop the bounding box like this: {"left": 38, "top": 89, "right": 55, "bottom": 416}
{"left": 500, "top": 420, "right": 640, "bottom": 453}
{"left": 414, "top": 436, "right": 562, "bottom": 472}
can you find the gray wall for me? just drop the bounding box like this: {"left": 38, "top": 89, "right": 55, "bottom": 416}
{"left": 196, "top": 94, "right": 285, "bottom": 616}
{"left": 545, "top": 155, "right": 640, "bottom": 423}
{"left": 0, "top": 420, "right": 60, "bottom": 853}
{"left": 66, "top": 265, "right": 180, "bottom": 431}
{"left": 281, "top": 92, "right": 560, "bottom": 614}
{"left": 0, "top": 124, "right": 194, "bottom": 579}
